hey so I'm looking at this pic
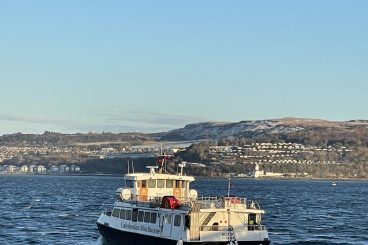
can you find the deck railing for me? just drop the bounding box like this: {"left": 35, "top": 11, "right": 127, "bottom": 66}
{"left": 200, "top": 225, "right": 266, "bottom": 232}
{"left": 247, "top": 225, "right": 266, "bottom": 231}
{"left": 193, "top": 196, "right": 260, "bottom": 210}
{"left": 200, "top": 226, "right": 229, "bottom": 231}
{"left": 115, "top": 194, "right": 261, "bottom": 210}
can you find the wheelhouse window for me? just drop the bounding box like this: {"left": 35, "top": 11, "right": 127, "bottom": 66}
{"left": 141, "top": 180, "right": 147, "bottom": 188}
{"left": 112, "top": 208, "right": 120, "bottom": 218}
{"left": 126, "top": 180, "right": 134, "bottom": 188}
{"left": 175, "top": 180, "right": 181, "bottom": 188}
{"left": 174, "top": 215, "right": 181, "bottom": 227}
{"left": 166, "top": 180, "right": 173, "bottom": 188}
{"left": 157, "top": 179, "right": 165, "bottom": 188}
{"left": 148, "top": 179, "right": 156, "bottom": 188}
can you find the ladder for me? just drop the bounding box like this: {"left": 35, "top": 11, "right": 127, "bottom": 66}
{"left": 202, "top": 212, "right": 216, "bottom": 226}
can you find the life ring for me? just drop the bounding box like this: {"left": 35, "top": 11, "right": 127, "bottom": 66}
{"left": 161, "top": 196, "right": 180, "bottom": 209}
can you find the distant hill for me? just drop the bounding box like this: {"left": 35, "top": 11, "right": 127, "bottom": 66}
{"left": 156, "top": 117, "right": 368, "bottom": 143}
{"left": 0, "top": 131, "right": 151, "bottom": 146}
{"left": 1, "top": 117, "right": 368, "bottom": 146}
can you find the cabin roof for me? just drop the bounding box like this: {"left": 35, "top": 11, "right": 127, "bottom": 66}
{"left": 124, "top": 173, "right": 195, "bottom": 181}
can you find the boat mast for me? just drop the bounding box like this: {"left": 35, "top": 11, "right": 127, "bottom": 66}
{"left": 227, "top": 177, "right": 231, "bottom": 197}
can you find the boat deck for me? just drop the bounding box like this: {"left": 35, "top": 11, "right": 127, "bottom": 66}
{"left": 115, "top": 195, "right": 262, "bottom": 212}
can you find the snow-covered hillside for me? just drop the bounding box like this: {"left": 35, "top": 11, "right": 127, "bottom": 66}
{"left": 157, "top": 117, "right": 366, "bottom": 141}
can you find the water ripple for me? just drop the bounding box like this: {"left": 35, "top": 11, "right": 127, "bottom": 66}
{"left": 0, "top": 175, "right": 367, "bottom": 244}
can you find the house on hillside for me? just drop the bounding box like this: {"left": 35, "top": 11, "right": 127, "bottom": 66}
{"left": 20, "top": 165, "right": 29, "bottom": 172}
{"left": 36, "top": 165, "right": 46, "bottom": 173}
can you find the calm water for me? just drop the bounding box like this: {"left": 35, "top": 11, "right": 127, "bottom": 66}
{"left": 0, "top": 175, "right": 367, "bottom": 245}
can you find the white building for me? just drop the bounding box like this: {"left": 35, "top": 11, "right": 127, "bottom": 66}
{"left": 254, "top": 163, "right": 284, "bottom": 178}
{"left": 20, "top": 165, "right": 29, "bottom": 172}
{"left": 50, "top": 165, "right": 59, "bottom": 172}
{"left": 69, "top": 165, "right": 81, "bottom": 172}
{"left": 29, "top": 165, "right": 37, "bottom": 172}
{"left": 7, "top": 165, "right": 17, "bottom": 172}
{"left": 59, "top": 165, "right": 70, "bottom": 173}
{"left": 36, "top": 165, "right": 47, "bottom": 173}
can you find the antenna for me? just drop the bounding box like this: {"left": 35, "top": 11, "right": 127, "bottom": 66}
{"left": 157, "top": 154, "right": 170, "bottom": 174}
{"left": 146, "top": 166, "right": 158, "bottom": 175}
{"left": 178, "top": 163, "right": 186, "bottom": 176}
{"left": 227, "top": 177, "right": 231, "bottom": 197}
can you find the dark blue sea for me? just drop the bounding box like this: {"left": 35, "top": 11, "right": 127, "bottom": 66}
{"left": 0, "top": 175, "right": 367, "bottom": 245}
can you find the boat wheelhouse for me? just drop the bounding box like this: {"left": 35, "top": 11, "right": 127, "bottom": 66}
{"left": 97, "top": 165, "right": 270, "bottom": 245}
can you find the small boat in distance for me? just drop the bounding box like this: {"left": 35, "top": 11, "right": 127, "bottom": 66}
{"left": 96, "top": 156, "right": 271, "bottom": 244}
{"left": 332, "top": 181, "right": 337, "bottom": 186}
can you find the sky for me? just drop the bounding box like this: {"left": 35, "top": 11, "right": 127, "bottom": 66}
{"left": 0, "top": 1, "right": 367, "bottom": 134}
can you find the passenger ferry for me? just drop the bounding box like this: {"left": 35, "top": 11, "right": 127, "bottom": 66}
{"left": 97, "top": 159, "right": 271, "bottom": 245}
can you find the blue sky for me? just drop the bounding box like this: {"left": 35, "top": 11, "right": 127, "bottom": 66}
{"left": 0, "top": 1, "right": 367, "bottom": 134}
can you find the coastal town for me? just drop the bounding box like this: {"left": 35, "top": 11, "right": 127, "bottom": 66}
{"left": 178, "top": 141, "right": 358, "bottom": 179}
{"left": 207, "top": 142, "right": 350, "bottom": 166}
{"left": 0, "top": 142, "right": 183, "bottom": 175}
{"left": 0, "top": 140, "right": 358, "bottom": 178}
{"left": 0, "top": 163, "right": 81, "bottom": 174}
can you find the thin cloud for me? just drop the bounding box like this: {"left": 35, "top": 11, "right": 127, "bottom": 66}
{"left": 86, "top": 124, "right": 171, "bottom": 133}
{"left": 0, "top": 111, "right": 208, "bottom": 134}
{"left": 0, "top": 114, "right": 77, "bottom": 128}
{"left": 104, "top": 111, "right": 207, "bottom": 128}
{"left": 0, "top": 113, "right": 90, "bottom": 134}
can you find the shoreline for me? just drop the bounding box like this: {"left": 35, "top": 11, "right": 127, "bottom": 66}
{"left": 1, "top": 172, "right": 367, "bottom": 181}
{"left": 0, "top": 172, "right": 123, "bottom": 177}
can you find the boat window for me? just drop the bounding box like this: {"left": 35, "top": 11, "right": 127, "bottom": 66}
{"left": 141, "top": 180, "right": 147, "bottom": 188}
{"left": 212, "top": 222, "right": 219, "bottom": 231}
{"left": 138, "top": 211, "right": 144, "bottom": 222}
{"left": 184, "top": 214, "right": 190, "bottom": 229}
{"left": 120, "top": 209, "right": 126, "bottom": 219}
{"left": 175, "top": 180, "right": 181, "bottom": 188}
{"left": 164, "top": 214, "right": 172, "bottom": 224}
{"left": 112, "top": 208, "right": 120, "bottom": 218}
{"left": 166, "top": 180, "right": 173, "bottom": 188}
{"left": 132, "top": 209, "right": 138, "bottom": 222}
{"left": 144, "top": 212, "right": 150, "bottom": 223}
{"left": 157, "top": 179, "right": 165, "bottom": 188}
{"left": 148, "top": 179, "right": 156, "bottom": 188}
{"left": 126, "top": 210, "right": 132, "bottom": 220}
{"left": 126, "top": 180, "right": 134, "bottom": 188}
{"left": 150, "top": 213, "right": 157, "bottom": 224}
{"left": 174, "top": 215, "right": 181, "bottom": 227}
